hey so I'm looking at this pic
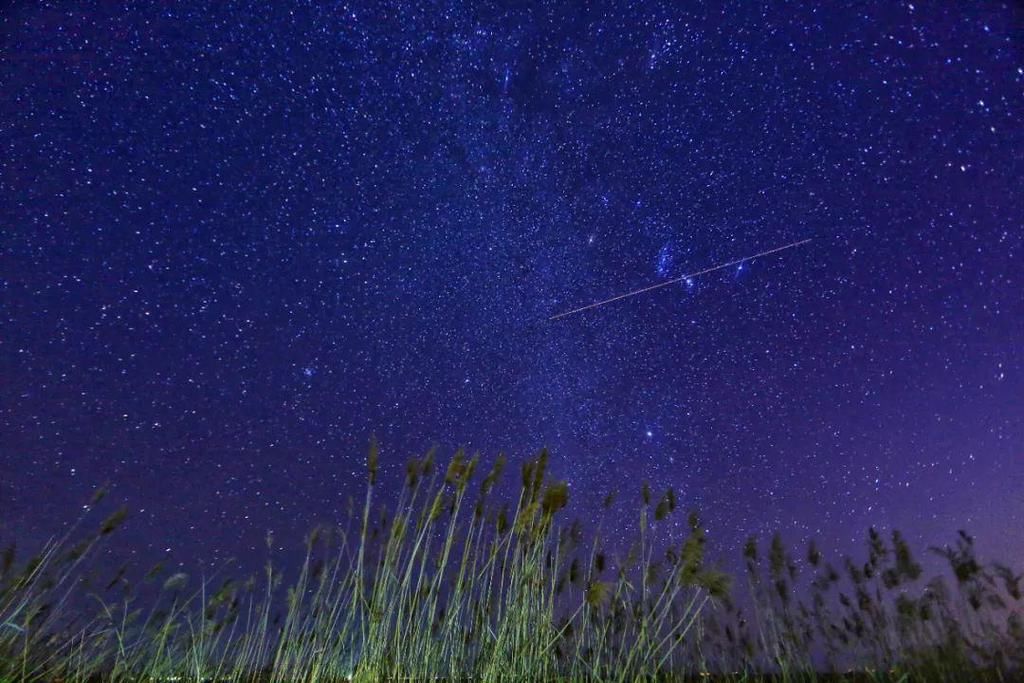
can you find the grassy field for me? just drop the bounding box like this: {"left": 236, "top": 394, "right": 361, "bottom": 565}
{"left": 3, "top": 444, "right": 1022, "bottom": 682}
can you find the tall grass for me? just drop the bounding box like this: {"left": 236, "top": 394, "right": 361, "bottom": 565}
{"left": 701, "top": 526, "right": 1024, "bottom": 680}
{"left": 2, "top": 445, "right": 1021, "bottom": 682}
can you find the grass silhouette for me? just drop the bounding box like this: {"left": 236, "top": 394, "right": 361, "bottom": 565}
{"left": 2, "top": 446, "right": 1021, "bottom": 682}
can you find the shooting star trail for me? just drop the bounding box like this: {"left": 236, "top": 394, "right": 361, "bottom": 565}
{"left": 549, "top": 237, "right": 814, "bottom": 321}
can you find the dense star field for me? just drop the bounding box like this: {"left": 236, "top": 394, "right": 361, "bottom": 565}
{"left": 2, "top": 1, "right": 1022, "bottom": 575}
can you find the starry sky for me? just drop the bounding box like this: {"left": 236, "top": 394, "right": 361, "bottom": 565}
{"left": 2, "top": 2, "right": 1023, "bottom": 572}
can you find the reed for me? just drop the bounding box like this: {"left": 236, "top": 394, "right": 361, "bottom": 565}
{"left": 2, "top": 446, "right": 1021, "bottom": 682}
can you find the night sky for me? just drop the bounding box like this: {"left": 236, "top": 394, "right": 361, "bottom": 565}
{"left": 3, "top": 2, "right": 1023, "bottom": 574}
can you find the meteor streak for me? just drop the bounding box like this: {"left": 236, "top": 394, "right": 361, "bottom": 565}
{"left": 549, "top": 238, "right": 813, "bottom": 321}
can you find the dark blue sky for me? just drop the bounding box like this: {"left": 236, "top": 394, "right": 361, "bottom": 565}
{"left": 2, "top": 2, "right": 1022, "bottom": 570}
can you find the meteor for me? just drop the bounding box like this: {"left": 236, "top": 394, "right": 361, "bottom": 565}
{"left": 549, "top": 237, "right": 813, "bottom": 321}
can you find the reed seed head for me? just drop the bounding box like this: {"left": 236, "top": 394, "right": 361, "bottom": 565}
{"left": 541, "top": 481, "right": 569, "bottom": 516}
{"left": 585, "top": 581, "right": 611, "bottom": 609}
{"left": 98, "top": 507, "right": 128, "bottom": 536}
{"left": 162, "top": 572, "right": 188, "bottom": 592}
{"left": 367, "top": 435, "right": 380, "bottom": 485}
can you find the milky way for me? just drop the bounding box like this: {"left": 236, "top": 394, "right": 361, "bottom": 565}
{"left": 2, "top": 2, "right": 1022, "bottom": 572}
